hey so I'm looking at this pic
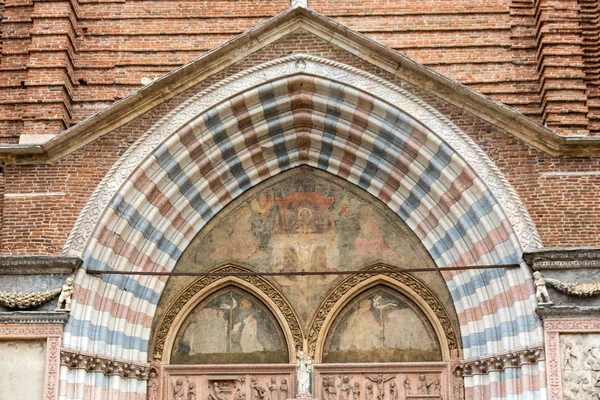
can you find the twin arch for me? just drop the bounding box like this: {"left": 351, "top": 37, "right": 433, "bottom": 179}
{"left": 153, "top": 265, "right": 460, "bottom": 364}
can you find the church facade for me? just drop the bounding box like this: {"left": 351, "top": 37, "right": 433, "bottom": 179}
{"left": 1, "top": 2, "right": 600, "bottom": 400}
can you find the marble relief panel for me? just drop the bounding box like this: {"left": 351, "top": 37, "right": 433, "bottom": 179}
{"left": 163, "top": 370, "right": 294, "bottom": 400}
{"left": 316, "top": 371, "right": 445, "bottom": 400}
{"left": 560, "top": 333, "right": 600, "bottom": 400}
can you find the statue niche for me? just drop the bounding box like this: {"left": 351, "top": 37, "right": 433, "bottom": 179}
{"left": 322, "top": 286, "right": 442, "bottom": 363}
{"left": 171, "top": 287, "right": 288, "bottom": 364}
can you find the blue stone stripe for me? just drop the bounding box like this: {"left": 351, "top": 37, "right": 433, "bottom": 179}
{"left": 461, "top": 315, "right": 538, "bottom": 349}
{"left": 317, "top": 82, "right": 345, "bottom": 170}
{"left": 358, "top": 106, "right": 406, "bottom": 189}
{"left": 397, "top": 142, "right": 453, "bottom": 220}
{"left": 109, "top": 193, "right": 182, "bottom": 261}
{"left": 258, "top": 83, "right": 291, "bottom": 169}
{"left": 154, "top": 145, "right": 215, "bottom": 224}
{"left": 426, "top": 189, "right": 497, "bottom": 262}
{"left": 82, "top": 253, "right": 162, "bottom": 305}
{"left": 66, "top": 317, "right": 149, "bottom": 351}
{"left": 203, "top": 106, "right": 251, "bottom": 192}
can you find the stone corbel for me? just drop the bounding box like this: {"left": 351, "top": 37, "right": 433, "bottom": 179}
{"left": 60, "top": 349, "right": 149, "bottom": 380}
{"left": 460, "top": 346, "right": 545, "bottom": 377}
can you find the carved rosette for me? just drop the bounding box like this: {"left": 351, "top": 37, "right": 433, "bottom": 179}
{"left": 151, "top": 265, "right": 303, "bottom": 361}
{"left": 307, "top": 265, "right": 460, "bottom": 357}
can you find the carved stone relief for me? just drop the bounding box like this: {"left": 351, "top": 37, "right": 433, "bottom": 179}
{"left": 0, "top": 288, "right": 60, "bottom": 309}
{"left": 544, "top": 318, "right": 600, "bottom": 400}
{"left": 161, "top": 366, "right": 294, "bottom": 400}
{"left": 315, "top": 369, "right": 447, "bottom": 400}
{"left": 560, "top": 334, "right": 600, "bottom": 400}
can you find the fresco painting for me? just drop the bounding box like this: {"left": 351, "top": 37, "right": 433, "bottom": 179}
{"left": 171, "top": 288, "right": 288, "bottom": 364}
{"left": 323, "top": 287, "right": 442, "bottom": 363}
{"left": 186, "top": 171, "right": 430, "bottom": 329}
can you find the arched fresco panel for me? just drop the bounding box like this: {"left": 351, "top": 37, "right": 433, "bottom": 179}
{"left": 322, "top": 286, "right": 442, "bottom": 363}
{"left": 171, "top": 287, "right": 288, "bottom": 364}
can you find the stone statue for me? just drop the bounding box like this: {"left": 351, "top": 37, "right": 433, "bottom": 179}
{"left": 148, "top": 371, "right": 158, "bottom": 400}
{"left": 403, "top": 377, "right": 411, "bottom": 396}
{"left": 188, "top": 382, "right": 197, "bottom": 400}
{"left": 416, "top": 375, "right": 427, "bottom": 395}
{"left": 533, "top": 271, "right": 553, "bottom": 306}
{"left": 268, "top": 378, "right": 278, "bottom": 400}
{"left": 173, "top": 379, "right": 185, "bottom": 400}
{"left": 280, "top": 379, "right": 288, "bottom": 400}
{"left": 210, "top": 382, "right": 229, "bottom": 400}
{"left": 388, "top": 381, "right": 398, "bottom": 400}
{"left": 55, "top": 276, "right": 74, "bottom": 311}
{"left": 365, "top": 382, "right": 373, "bottom": 400}
{"left": 351, "top": 382, "right": 360, "bottom": 400}
{"left": 296, "top": 350, "right": 313, "bottom": 396}
{"left": 337, "top": 376, "right": 352, "bottom": 400}
{"left": 252, "top": 377, "right": 268, "bottom": 400}
{"left": 366, "top": 374, "right": 394, "bottom": 400}
{"left": 563, "top": 342, "right": 578, "bottom": 370}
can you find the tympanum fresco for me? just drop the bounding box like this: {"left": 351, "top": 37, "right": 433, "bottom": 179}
{"left": 171, "top": 288, "right": 288, "bottom": 364}
{"left": 183, "top": 170, "right": 432, "bottom": 330}
{"left": 323, "top": 287, "right": 441, "bottom": 363}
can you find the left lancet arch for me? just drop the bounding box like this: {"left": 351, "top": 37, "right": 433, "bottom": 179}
{"left": 63, "top": 55, "right": 542, "bottom": 378}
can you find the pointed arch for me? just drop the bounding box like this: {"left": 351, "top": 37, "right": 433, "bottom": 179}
{"left": 308, "top": 265, "right": 460, "bottom": 362}
{"left": 153, "top": 265, "right": 303, "bottom": 364}
{"left": 60, "top": 55, "right": 544, "bottom": 399}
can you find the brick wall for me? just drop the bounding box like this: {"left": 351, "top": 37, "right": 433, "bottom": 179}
{"left": 3, "top": 0, "right": 600, "bottom": 139}
{"left": 1, "top": 32, "right": 598, "bottom": 254}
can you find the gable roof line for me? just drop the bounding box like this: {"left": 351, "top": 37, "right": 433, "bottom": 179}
{"left": 0, "top": 7, "right": 597, "bottom": 164}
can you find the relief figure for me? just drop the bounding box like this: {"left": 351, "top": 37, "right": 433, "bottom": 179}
{"left": 337, "top": 376, "right": 353, "bottom": 400}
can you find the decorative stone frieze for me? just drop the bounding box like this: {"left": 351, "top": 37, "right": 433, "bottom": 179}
{"left": 60, "top": 349, "right": 149, "bottom": 380}
{"left": 459, "top": 346, "right": 544, "bottom": 377}
{"left": 524, "top": 248, "right": 600, "bottom": 270}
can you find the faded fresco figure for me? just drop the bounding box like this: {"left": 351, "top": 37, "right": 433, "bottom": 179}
{"left": 172, "top": 288, "right": 287, "bottom": 364}
{"left": 338, "top": 299, "right": 379, "bottom": 351}
{"left": 210, "top": 208, "right": 264, "bottom": 261}
{"left": 323, "top": 288, "right": 442, "bottom": 363}
{"left": 351, "top": 206, "right": 397, "bottom": 261}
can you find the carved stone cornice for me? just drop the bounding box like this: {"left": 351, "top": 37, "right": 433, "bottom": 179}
{"left": 60, "top": 349, "right": 149, "bottom": 380}
{"left": 0, "top": 255, "right": 82, "bottom": 275}
{"left": 0, "top": 311, "right": 69, "bottom": 324}
{"left": 151, "top": 265, "right": 303, "bottom": 361}
{"left": 307, "top": 264, "right": 460, "bottom": 358}
{"left": 459, "top": 346, "right": 545, "bottom": 377}
{"left": 524, "top": 247, "right": 600, "bottom": 270}
{"left": 536, "top": 306, "right": 600, "bottom": 319}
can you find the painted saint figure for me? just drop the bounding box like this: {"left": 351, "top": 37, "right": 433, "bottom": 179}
{"left": 296, "top": 350, "right": 313, "bottom": 396}
{"left": 339, "top": 299, "right": 379, "bottom": 351}
{"left": 232, "top": 299, "right": 264, "bottom": 353}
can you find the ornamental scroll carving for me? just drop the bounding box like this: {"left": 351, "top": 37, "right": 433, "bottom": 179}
{"left": 306, "top": 265, "right": 459, "bottom": 358}
{"left": 151, "top": 265, "right": 303, "bottom": 361}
